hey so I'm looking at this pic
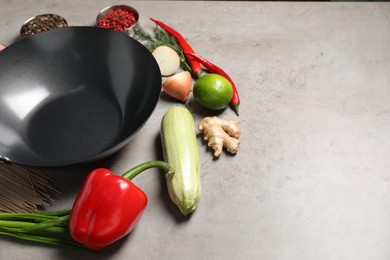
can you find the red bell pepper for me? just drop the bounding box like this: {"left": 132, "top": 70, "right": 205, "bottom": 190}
{"left": 69, "top": 161, "right": 173, "bottom": 250}
{"left": 0, "top": 161, "right": 173, "bottom": 250}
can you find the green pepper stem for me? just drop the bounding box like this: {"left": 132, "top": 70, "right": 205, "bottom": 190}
{"left": 233, "top": 103, "right": 240, "bottom": 116}
{"left": 121, "top": 160, "right": 174, "bottom": 181}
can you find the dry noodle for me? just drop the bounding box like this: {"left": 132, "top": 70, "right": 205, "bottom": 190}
{"left": 0, "top": 164, "right": 63, "bottom": 212}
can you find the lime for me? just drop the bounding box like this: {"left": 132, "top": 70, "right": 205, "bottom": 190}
{"left": 193, "top": 74, "right": 233, "bottom": 110}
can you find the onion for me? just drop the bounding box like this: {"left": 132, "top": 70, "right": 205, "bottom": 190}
{"left": 152, "top": 45, "right": 180, "bottom": 76}
{"left": 162, "top": 71, "right": 192, "bottom": 102}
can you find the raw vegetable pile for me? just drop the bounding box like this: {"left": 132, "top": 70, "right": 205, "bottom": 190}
{"left": 136, "top": 18, "right": 241, "bottom": 115}
{"left": 0, "top": 11, "right": 241, "bottom": 251}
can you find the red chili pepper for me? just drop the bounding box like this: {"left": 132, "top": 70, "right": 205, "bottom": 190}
{"left": 69, "top": 161, "right": 173, "bottom": 250}
{"left": 150, "top": 18, "right": 202, "bottom": 78}
{"left": 186, "top": 52, "right": 240, "bottom": 115}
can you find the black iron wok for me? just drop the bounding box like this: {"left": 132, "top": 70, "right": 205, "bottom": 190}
{"left": 0, "top": 27, "right": 161, "bottom": 167}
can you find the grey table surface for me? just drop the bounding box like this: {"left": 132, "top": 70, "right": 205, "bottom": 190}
{"left": 1, "top": 1, "right": 390, "bottom": 259}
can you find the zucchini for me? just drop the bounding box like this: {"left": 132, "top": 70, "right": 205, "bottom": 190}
{"left": 161, "top": 106, "right": 201, "bottom": 216}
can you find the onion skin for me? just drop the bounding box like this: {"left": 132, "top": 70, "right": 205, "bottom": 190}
{"left": 162, "top": 71, "right": 192, "bottom": 102}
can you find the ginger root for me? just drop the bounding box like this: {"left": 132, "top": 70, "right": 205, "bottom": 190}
{"left": 198, "top": 117, "right": 240, "bottom": 157}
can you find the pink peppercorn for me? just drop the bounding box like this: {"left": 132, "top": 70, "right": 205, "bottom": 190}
{"left": 98, "top": 8, "right": 137, "bottom": 32}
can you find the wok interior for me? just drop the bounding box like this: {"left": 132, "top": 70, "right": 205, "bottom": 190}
{"left": 0, "top": 27, "right": 161, "bottom": 166}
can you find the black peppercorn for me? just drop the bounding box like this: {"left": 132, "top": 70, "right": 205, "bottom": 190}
{"left": 20, "top": 14, "right": 68, "bottom": 38}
